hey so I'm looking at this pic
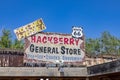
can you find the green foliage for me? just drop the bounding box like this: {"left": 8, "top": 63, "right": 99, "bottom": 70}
{"left": 0, "top": 29, "right": 12, "bottom": 48}
{"left": 0, "top": 29, "right": 24, "bottom": 49}
{"left": 86, "top": 31, "right": 120, "bottom": 55}
{"left": 85, "top": 38, "right": 100, "bottom": 55}
{"left": 12, "top": 39, "right": 24, "bottom": 49}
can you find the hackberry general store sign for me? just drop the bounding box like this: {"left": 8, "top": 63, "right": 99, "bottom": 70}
{"left": 14, "top": 19, "right": 46, "bottom": 40}
{"left": 24, "top": 32, "right": 85, "bottom": 63}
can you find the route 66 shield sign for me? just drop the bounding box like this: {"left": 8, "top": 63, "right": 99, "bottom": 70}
{"left": 72, "top": 27, "right": 83, "bottom": 38}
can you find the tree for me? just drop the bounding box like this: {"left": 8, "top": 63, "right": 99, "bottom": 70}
{"left": 100, "top": 31, "right": 120, "bottom": 54}
{"left": 85, "top": 31, "right": 120, "bottom": 55}
{"left": 12, "top": 39, "right": 24, "bottom": 49}
{"left": 0, "top": 29, "right": 24, "bottom": 49}
{"left": 0, "top": 29, "right": 12, "bottom": 48}
{"left": 85, "top": 38, "right": 100, "bottom": 55}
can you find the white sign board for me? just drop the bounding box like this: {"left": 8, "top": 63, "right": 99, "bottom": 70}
{"left": 24, "top": 32, "right": 85, "bottom": 63}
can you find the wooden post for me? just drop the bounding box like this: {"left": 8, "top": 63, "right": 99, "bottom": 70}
{"left": 86, "top": 77, "right": 89, "bottom": 80}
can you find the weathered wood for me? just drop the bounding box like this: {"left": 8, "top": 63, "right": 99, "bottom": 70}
{"left": 0, "top": 67, "right": 87, "bottom": 77}
{"left": 0, "top": 49, "right": 24, "bottom": 67}
{"left": 87, "top": 59, "right": 120, "bottom": 76}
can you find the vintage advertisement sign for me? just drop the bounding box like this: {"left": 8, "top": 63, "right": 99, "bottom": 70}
{"left": 24, "top": 32, "right": 85, "bottom": 63}
{"left": 14, "top": 19, "right": 46, "bottom": 40}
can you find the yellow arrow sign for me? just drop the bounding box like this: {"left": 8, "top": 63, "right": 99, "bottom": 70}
{"left": 14, "top": 19, "right": 46, "bottom": 40}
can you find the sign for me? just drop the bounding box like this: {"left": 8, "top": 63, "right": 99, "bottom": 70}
{"left": 14, "top": 19, "right": 46, "bottom": 40}
{"left": 72, "top": 27, "right": 83, "bottom": 38}
{"left": 24, "top": 32, "right": 85, "bottom": 63}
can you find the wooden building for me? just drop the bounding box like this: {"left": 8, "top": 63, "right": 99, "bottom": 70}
{"left": 0, "top": 49, "right": 24, "bottom": 67}
{"left": 0, "top": 49, "right": 119, "bottom": 80}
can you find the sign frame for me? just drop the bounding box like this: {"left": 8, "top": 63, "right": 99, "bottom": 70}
{"left": 24, "top": 32, "right": 85, "bottom": 64}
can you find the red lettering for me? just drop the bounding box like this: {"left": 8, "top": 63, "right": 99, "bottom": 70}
{"left": 48, "top": 37, "right": 53, "bottom": 43}
{"left": 31, "top": 35, "right": 79, "bottom": 46}
{"left": 37, "top": 36, "right": 41, "bottom": 43}
{"left": 42, "top": 36, "right": 47, "bottom": 43}
{"left": 64, "top": 38, "right": 69, "bottom": 45}
{"left": 31, "top": 36, "right": 36, "bottom": 43}
{"left": 59, "top": 38, "right": 63, "bottom": 44}
{"left": 70, "top": 38, "right": 74, "bottom": 45}
{"left": 75, "top": 39, "right": 79, "bottom": 46}
{"left": 54, "top": 37, "right": 58, "bottom": 44}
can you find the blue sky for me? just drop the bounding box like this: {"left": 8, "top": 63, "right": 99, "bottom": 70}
{"left": 0, "top": 0, "right": 120, "bottom": 39}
